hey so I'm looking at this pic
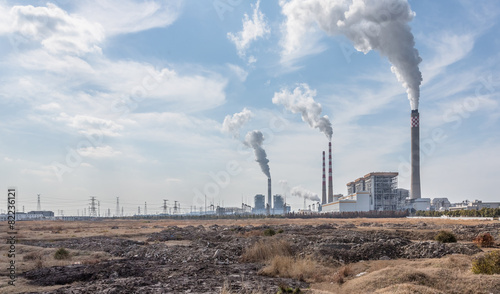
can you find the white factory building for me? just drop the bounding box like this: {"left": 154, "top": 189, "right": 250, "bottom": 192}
{"left": 322, "top": 172, "right": 411, "bottom": 213}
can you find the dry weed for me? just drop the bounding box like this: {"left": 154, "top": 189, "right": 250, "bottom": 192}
{"left": 241, "top": 239, "right": 292, "bottom": 263}
{"left": 259, "top": 255, "right": 331, "bottom": 283}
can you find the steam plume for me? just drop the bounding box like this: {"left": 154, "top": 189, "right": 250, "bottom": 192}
{"left": 280, "top": 0, "right": 422, "bottom": 109}
{"left": 291, "top": 186, "right": 320, "bottom": 202}
{"left": 244, "top": 130, "right": 270, "bottom": 178}
{"left": 272, "top": 83, "right": 332, "bottom": 140}
{"left": 222, "top": 108, "right": 253, "bottom": 138}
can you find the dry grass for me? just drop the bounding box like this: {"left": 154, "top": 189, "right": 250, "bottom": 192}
{"left": 332, "top": 265, "right": 353, "bottom": 284}
{"left": 241, "top": 239, "right": 293, "bottom": 263}
{"left": 326, "top": 255, "right": 500, "bottom": 294}
{"left": 259, "top": 255, "right": 332, "bottom": 283}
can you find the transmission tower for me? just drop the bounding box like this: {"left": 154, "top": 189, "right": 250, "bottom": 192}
{"left": 173, "top": 201, "right": 178, "bottom": 214}
{"left": 162, "top": 199, "right": 168, "bottom": 214}
{"left": 37, "top": 194, "right": 41, "bottom": 211}
{"left": 116, "top": 197, "right": 120, "bottom": 217}
{"left": 138, "top": 206, "right": 141, "bottom": 215}
{"left": 89, "top": 197, "right": 97, "bottom": 217}
{"left": 98, "top": 201, "right": 101, "bottom": 217}
{"left": 144, "top": 202, "right": 147, "bottom": 215}
{"left": 121, "top": 206, "right": 123, "bottom": 217}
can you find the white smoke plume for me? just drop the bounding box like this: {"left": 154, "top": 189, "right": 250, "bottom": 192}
{"left": 280, "top": 0, "right": 422, "bottom": 110}
{"left": 222, "top": 108, "right": 253, "bottom": 138}
{"left": 291, "top": 186, "right": 320, "bottom": 202}
{"left": 272, "top": 83, "right": 332, "bottom": 141}
{"left": 279, "top": 180, "right": 290, "bottom": 195}
{"left": 244, "top": 130, "right": 270, "bottom": 178}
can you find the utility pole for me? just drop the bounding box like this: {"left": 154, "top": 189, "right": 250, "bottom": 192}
{"left": 37, "top": 194, "right": 41, "bottom": 211}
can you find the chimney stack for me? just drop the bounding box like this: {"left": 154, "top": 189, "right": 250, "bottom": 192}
{"left": 328, "top": 142, "right": 333, "bottom": 203}
{"left": 410, "top": 110, "right": 421, "bottom": 199}
{"left": 322, "top": 151, "right": 326, "bottom": 204}
{"left": 268, "top": 177, "right": 272, "bottom": 214}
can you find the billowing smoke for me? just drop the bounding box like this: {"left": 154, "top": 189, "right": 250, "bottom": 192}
{"left": 272, "top": 83, "right": 332, "bottom": 140}
{"left": 280, "top": 0, "right": 422, "bottom": 110}
{"left": 222, "top": 108, "right": 253, "bottom": 138}
{"left": 291, "top": 186, "right": 320, "bottom": 202}
{"left": 244, "top": 130, "right": 270, "bottom": 178}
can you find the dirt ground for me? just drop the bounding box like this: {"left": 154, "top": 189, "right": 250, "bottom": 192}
{"left": 1, "top": 217, "right": 499, "bottom": 293}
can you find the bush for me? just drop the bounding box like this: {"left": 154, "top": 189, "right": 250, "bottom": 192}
{"left": 473, "top": 233, "right": 495, "bottom": 248}
{"left": 333, "top": 265, "right": 353, "bottom": 284}
{"left": 263, "top": 228, "right": 276, "bottom": 236}
{"left": 277, "top": 285, "right": 302, "bottom": 293}
{"left": 54, "top": 247, "right": 71, "bottom": 260}
{"left": 435, "top": 231, "right": 457, "bottom": 243}
{"left": 471, "top": 251, "right": 500, "bottom": 274}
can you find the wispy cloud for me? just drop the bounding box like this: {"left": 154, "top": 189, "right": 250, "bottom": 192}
{"left": 227, "top": 0, "right": 270, "bottom": 62}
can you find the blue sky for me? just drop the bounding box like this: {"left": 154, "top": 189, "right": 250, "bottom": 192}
{"left": 0, "top": 0, "right": 499, "bottom": 215}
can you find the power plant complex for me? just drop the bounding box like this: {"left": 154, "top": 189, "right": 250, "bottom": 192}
{"left": 321, "top": 110, "right": 430, "bottom": 213}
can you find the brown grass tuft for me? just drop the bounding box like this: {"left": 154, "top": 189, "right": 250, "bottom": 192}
{"left": 333, "top": 265, "right": 353, "bottom": 284}
{"left": 241, "top": 239, "right": 292, "bottom": 263}
{"left": 259, "top": 255, "right": 331, "bottom": 283}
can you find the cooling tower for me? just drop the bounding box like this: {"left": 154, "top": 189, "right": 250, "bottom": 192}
{"left": 410, "top": 110, "right": 421, "bottom": 199}
{"left": 328, "top": 142, "right": 333, "bottom": 203}
{"left": 322, "top": 151, "right": 326, "bottom": 204}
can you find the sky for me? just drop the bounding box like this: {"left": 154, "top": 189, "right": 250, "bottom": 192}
{"left": 0, "top": 0, "right": 499, "bottom": 215}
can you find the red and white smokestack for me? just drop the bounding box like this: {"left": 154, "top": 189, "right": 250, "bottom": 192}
{"left": 328, "top": 142, "right": 333, "bottom": 203}
{"left": 410, "top": 110, "right": 421, "bottom": 199}
{"left": 322, "top": 151, "right": 326, "bottom": 204}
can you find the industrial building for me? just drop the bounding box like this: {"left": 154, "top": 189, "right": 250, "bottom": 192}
{"left": 252, "top": 194, "right": 266, "bottom": 214}
{"left": 322, "top": 172, "right": 411, "bottom": 212}
{"left": 450, "top": 200, "right": 500, "bottom": 211}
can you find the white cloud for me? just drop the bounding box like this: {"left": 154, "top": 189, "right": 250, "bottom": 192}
{"left": 8, "top": 3, "right": 104, "bottom": 55}
{"left": 77, "top": 145, "right": 122, "bottom": 158}
{"left": 227, "top": 0, "right": 270, "bottom": 60}
{"left": 55, "top": 113, "right": 124, "bottom": 137}
{"left": 74, "top": 0, "right": 183, "bottom": 35}
{"left": 227, "top": 63, "right": 248, "bottom": 82}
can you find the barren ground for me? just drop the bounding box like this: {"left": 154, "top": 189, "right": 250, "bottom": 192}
{"left": 1, "top": 218, "right": 499, "bottom": 293}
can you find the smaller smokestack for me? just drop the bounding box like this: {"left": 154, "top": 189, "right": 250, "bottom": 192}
{"left": 410, "top": 110, "right": 421, "bottom": 199}
{"left": 322, "top": 151, "right": 326, "bottom": 204}
{"left": 328, "top": 142, "right": 333, "bottom": 203}
{"left": 267, "top": 178, "right": 272, "bottom": 214}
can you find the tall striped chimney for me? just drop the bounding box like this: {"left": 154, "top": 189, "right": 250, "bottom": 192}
{"left": 410, "top": 110, "right": 421, "bottom": 199}
{"left": 322, "top": 151, "right": 326, "bottom": 204}
{"left": 328, "top": 142, "right": 333, "bottom": 203}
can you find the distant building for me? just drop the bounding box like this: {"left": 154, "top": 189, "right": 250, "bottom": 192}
{"left": 323, "top": 172, "right": 409, "bottom": 213}
{"left": 431, "top": 198, "right": 451, "bottom": 210}
{"left": 450, "top": 200, "right": 500, "bottom": 211}
{"left": 27, "top": 211, "right": 54, "bottom": 217}
{"left": 252, "top": 194, "right": 266, "bottom": 214}
{"left": 273, "top": 194, "right": 284, "bottom": 214}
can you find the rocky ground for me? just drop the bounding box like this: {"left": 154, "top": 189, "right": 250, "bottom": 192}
{"left": 15, "top": 220, "right": 500, "bottom": 293}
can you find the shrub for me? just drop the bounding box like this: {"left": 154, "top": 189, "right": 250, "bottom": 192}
{"left": 263, "top": 228, "right": 276, "bottom": 236}
{"left": 241, "top": 239, "right": 292, "bottom": 263}
{"left": 333, "top": 265, "right": 353, "bottom": 284}
{"left": 435, "top": 231, "right": 457, "bottom": 243}
{"left": 473, "top": 233, "right": 495, "bottom": 248}
{"left": 471, "top": 251, "right": 500, "bottom": 274}
{"left": 54, "top": 247, "right": 71, "bottom": 260}
{"left": 277, "top": 229, "right": 284, "bottom": 234}
{"left": 277, "top": 285, "right": 302, "bottom": 293}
